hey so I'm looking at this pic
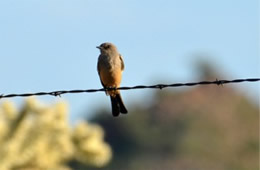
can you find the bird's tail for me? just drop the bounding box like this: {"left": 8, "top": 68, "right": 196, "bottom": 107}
{"left": 110, "top": 93, "right": 128, "bottom": 117}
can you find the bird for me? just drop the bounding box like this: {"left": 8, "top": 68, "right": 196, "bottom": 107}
{"left": 97, "top": 42, "right": 128, "bottom": 116}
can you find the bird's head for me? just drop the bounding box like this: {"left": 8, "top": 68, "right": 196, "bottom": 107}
{"left": 96, "top": 42, "right": 118, "bottom": 55}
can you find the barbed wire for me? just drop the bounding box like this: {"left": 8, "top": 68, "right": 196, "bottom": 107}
{"left": 0, "top": 78, "right": 259, "bottom": 99}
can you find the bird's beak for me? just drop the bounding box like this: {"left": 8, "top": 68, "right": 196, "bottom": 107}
{"left": 96, "top": 46, "right": 101, "bottom": 49}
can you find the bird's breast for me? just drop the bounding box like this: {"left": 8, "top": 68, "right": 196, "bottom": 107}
{"left": 98, "top": 55, "right": 122, "bottom": 87}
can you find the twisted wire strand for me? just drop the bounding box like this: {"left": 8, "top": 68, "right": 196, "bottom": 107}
{"left": 0, "top": 78, "right": 259, "bottom": 99}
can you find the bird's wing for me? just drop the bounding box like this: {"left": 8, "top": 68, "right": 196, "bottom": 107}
{"left": 119, "top": 54, "right": 125, "bottom": 71}
{"left": 97, "top": 56, "right": 106, "bottom": 88}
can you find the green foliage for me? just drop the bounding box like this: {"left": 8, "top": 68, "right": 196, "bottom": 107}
{"left": 0, "top": 98, "right": 112, "bottom": 170}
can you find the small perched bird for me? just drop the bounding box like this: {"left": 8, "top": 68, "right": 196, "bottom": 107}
{"left": 97, "top": 42, "right": 128, "bottom": 116}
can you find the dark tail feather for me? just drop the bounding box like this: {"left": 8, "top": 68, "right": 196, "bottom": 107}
{"left": 116, "top": 94, "right": 128, "bottom": 114}
{"left": 110, "top": 96, "right": 120, "bottom": 117}
{"left": 110, "top": 94, "right": 128, "bottom": 116}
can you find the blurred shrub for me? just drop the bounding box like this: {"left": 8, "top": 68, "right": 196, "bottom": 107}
{"left": 0, "top": 98, "right": 111, "bottom": 170}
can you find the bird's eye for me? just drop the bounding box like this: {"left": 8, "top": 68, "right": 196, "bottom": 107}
{"left": 104, "top": 44, "right": 110, "bottom": 49}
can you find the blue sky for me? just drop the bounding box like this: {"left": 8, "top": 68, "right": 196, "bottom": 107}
{"left": 0, "top": 0, "right": 259, "bottom": 123}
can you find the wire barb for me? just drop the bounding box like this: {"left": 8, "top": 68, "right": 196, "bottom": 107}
{"left": 0, "top": 78, "right": 259, "bottom": 99}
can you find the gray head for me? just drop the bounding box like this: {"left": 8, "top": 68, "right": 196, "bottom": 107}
{"left": 96, "top": 42, "right": 119, "bottom": 55}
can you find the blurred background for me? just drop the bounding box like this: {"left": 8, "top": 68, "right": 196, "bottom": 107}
{"left": 0, "top": 0, "right": 259, "bottom": 170}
